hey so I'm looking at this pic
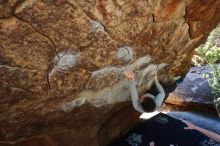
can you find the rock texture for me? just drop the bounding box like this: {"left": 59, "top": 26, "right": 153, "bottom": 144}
{"left": 0, "top": 0, "right": 220, "bottom": 146}
{"left": 166, "top": 66, "right": 214, "bottom": 106}
{"left": 165, "top": 65, "right": 220, "bottom": 116}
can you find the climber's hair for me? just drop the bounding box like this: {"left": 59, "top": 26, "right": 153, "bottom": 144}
{"left": 141, "top": 97, "right": 156, "bottom": 112}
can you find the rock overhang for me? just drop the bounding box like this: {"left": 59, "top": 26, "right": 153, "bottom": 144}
{"left": 0, "top": 0, "right": 220, "bottom": 145}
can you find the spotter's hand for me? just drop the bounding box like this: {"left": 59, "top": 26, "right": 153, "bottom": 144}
{"left": 182, "top": 120, "right": 197, "bottom": 130}
{"left": 124, "top": 71, "right": 134, "bottom": 81}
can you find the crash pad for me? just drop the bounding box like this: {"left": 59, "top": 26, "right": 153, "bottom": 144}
{"left": 108, "top": 113, "right": 220, "bottom": 146}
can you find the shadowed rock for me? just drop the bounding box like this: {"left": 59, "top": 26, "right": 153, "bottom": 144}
{"left": 166, "top": 66, "right": 214, "bottom": 106}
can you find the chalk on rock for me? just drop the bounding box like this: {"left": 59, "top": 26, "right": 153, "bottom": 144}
{"left": 61, "top": 97, "right": 86, "bottom": 113}
{"left": 131, "top": 56, "right": 152, "bottom": 70}
{"left": 157, "top": 63, "right": 168, "bottom": 70}
{"left": 91, "top": 98, "right": 106, "bottom": 107}
{"left": 141, "top": 64, "right": 158, "bottom": 77}
{"left": 55, "top": 52, "right": 80, "bottom": 71}
{"left": 117, "top": 46, "right": 134, "bottom": 63}
{"left": 90, "top": 20, "right": 105, "bottom": 34}
{"left": 86, "top": 66, "right": 125, "bottom": 90}
{"left": 91, "top": 67, "right": 123, "bottom": 79}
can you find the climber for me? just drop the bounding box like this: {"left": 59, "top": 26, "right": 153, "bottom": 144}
{"left": 124, "top": 70, "right": 165, "bottom": 113}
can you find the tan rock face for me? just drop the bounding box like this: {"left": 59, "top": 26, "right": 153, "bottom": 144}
{"left": 0, "top": 0, "right": 219, "bottom": 146}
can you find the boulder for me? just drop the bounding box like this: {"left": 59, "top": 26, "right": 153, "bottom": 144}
{"left": 0, "top": 0, "right": 220, "bottom": 146}
{"left": 166, "top": 65, "right": 214, "bottom": 106}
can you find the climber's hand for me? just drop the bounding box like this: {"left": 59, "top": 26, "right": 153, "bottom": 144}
{"left": 154, "top": 74, "right": 158, "bottom": 80}
{"left": 124, "top": 71, "right": 134, "bottom": 81}
{"left": 140, "top": 95, "right": 145, "bottom": 102}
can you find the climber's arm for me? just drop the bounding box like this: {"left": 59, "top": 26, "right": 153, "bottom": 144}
{"left": 154, "top": 75, "right": 165, "bottom": 109}
{"left": 124, "top": 71, "right": 145, "bottom": 113}
{"left": 154, "top": 75, "right": 165, "bottom": 97}
{"left": 129, "top": 79, "right": 145, "bottom": 113}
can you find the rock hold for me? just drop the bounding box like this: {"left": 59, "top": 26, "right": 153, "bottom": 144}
{"left": 53, "top": 51, "right": 80, "bottom": 72}
{"left": 117, "top": 46, "right": 134, "bottom": 63}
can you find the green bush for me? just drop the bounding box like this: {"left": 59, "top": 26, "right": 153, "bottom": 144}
{"left": 192, "top": 25, "right": 220, "bottom": 116}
